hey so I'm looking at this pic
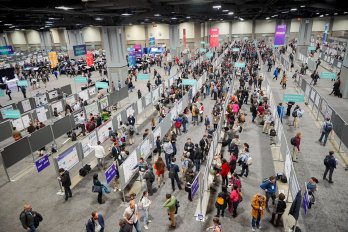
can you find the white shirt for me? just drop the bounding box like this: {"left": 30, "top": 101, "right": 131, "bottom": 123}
{"left": 141, "top": 196, "right": 152, "bottom": 210}
{"left": 73, "top": 104, "right": 81, "bottom": 112}
{"left": 77, "top": 115, "right": 85, "bottom": 125}
{"left": 88, "top": 145, "right": 106, "bottom": 158}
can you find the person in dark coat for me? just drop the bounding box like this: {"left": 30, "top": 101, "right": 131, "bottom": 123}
{"left": 20, "top": 203, "right": 42, "bottom": 232}
{"left": 58, "top": 168, "right": 72, "bottom": 201}
{"left": 143, "top": 166, "right": 154, "bottom": 195}
{"left": 93, "top": 173, "right": 105, "bottom": 204}
{"left": 86, "top": 211, "right": 105, "bottom": 232}
{"left": 193, "top": 144, "right": 203, "bottom": 172}
{"left": 323, "top": 151, "right": 337, "bottom": 183}
{"left": 215, "top": 185, "right": 229, "bottom": 217}
{"left": 119, "top": 218, "right": 132, "bottom": 232}
{"left": 185, "top": 170, "right": 196, "bottom": 201}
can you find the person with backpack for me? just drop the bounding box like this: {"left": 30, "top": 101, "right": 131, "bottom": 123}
{"left": 169, "top": 157, "right": 182, "bottom": 191}
{"left": 259, "top": 176, "right": 277, "bottom": 212}
{"left": 319, "top": 118, "right": 333, "bottom": 146}
{"left": 218, "top": 158, "right": 230, "bottom": 186}
{"left": 173, "top": 115, "right": 183, "bottom": 135}
{"left": 229, "top": 185, "right": 241, "bottom": 217}
{"left": 215, "top": 185, "right": 229, "bottom": 217}
{"left": 143, "top": 166, "right": 155, "bottom": 196}
{"left": 163, "top": 193, "right": 177, "bottom": 228}
{"left": 20, "top": 203, "right": 43, "bottom": 232}
{"left": 86, "top": 211, "right": 105, "bottom": 232}
{"left": 251, "top": 193, "right": 266, "bottom": 232}
{"left": 138, "top": 191, "right": 152, "bottom": 230}
{"left": 323, "top": 151, "right": 337, "bottom": 183}
{"left": 291, "top": 132, "right": 302, "bottom": 162}
{"left": 238, "top": 148, "right": 251, "bottom": 177}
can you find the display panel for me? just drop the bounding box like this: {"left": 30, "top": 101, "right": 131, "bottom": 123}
{"left": 80, "top": 130, "right": 98, "bottom": 158}
{"left": 56, "top": 145, "right": 80, "bottom": 171}
{"left": 97, "top": 120, "right": 113, "bottom": 143}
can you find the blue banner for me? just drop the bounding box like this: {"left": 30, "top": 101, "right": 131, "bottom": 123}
{"left": 303, "top": 190, "right": 310, "bottom": 215}
{"left": 191, "top": 174, "right": 199, "bottom": 198}
{"left": 149, "top": 37, "right": 155, "bottom": 46}
{"left": 35, "top": 154, "right": 50, "bottom": 173}
{"left": 96, "top": 81, "right": 109, "bottom": 89}
{"left": 128, "top": 48, "right": 136, "bottom": 68}
{"left": 0, "top": 45, "right": 14, "bottom": 55}
{"left": 73, "top": 45, "right": 87, "bottom": 56}
{"left": 105, "top": 164, "right": 118, "bottom": 184}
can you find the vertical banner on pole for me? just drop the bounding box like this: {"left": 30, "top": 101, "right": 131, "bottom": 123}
{"left": 183, "top": 29, "right": 187, "bottom": 48}
{"left": 128, "top": 48, "right": 136, "bottom": 68}
{"left": 322, "top": 23, "right": 329, "bottom": 43}
{"left": 86, "top": 51, "right": 94, "bottom": 67}
{"left": 49, "top": 52, "right": 58, "bottom": 68}
{"left": 209, "top": 28, "right": 219, "bottom": 48}
{"left": 274, "top": 25, "right": 287, "bottom": 47}
{"left": 134, "top": 44, "right": 142, "bottom": 58}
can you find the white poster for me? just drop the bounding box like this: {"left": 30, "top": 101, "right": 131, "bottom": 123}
{"left": 22, "top": 114, "right": 31, "bottom": 128}
{"left": 145, "top": 93, "right": 152, "bottom": 106}
{"left": 84, "top": 102, "right": 99, "bottom": 117}
{"left": 80, "top": 131, "right": 98, "bottom": 158}
{"left": 99, "top": 96, "right": 109, "bottom": 110}
{"left": 88, "top": 87, "right": 96, "bottom": 97}
{"left": 56, "top": 146, "right": 80, "bottom": 171}
{"left": 51, "top": 101, "right": 63, "bottom": 113}
{"left": 314, "top": 94, "right": 320, "bottom": 108}
{"left": 34, "top": 94, "right": 48, "bottom": 107}
{"left": 170, "top": 105, "right": 177, "bottom": 121}
{"left": 197, "top": 78, "right": 203, "bottom": 89}
{"left": 126, "top": 106, "right": 135, "bottom": 117}
{"left": 78, "top": 89, "right": 89, "bottom": 101}
{"left": 48, "top": 90, "right": 58, "bottom": 100}
{"left": 1, "top": 105, "right": 14, "bottom": 118}
{"left": 137, "top": 99, "right": 143, "bottom": 114}
{"left": 305, "top": 84, "right": 310, "bottom": 99}
{"left": 65, "top": 95, "right": 76, "bottom": 106}
{"left": 140, "top": 139, "right": 152, "bottom": 159}
{"left": 116, "top": 114, "right": 122, "bottom": 127}
{"left": 177, "top": 100, "right": 183, "bottom": 115}
{"left": 12, "top": 118, "right": 24, "bottom": 131}
{"left": 152, "top": 88, "right": 159, "bottom": 102}
{"left": 97, "top": 120, "right": 113, "bottom": 143}
{"left": 122, "top": 151, "right": 138, "bottom": 184}
{"left": 21, "top": 99, "right": 32, "bottom": 112}
{"left": 36, "top": 107, "right": 47, "bottom": 122}
{"left": 153, "top": 127, "right": 161, "bottom": 145}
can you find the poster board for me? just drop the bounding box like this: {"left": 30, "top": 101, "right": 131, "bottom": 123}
{"left": 65, "top": 95, "right": 76, "bottom": 106}
{"left": 145, "top": 93, "right": 152, "bottom": 106}
{"left": 21, "top": 99, "right": 32, "bottom": 112}
{"left": 140, "top": 138, "right": 152, "bottom": 159}
{"left": 80, "top": 130, "right": 98, "bottom": 158}
{"left": 84, "top": 102, "right": 99, "bottom": 117}
{"left": 152, "top": 88, "right": 159, "bottom": 102}
{"left": 88, "top": 87, "right": 97, "bottom": 97}
{"left": 12, "top": 118, "right": 24, "bottom": 131}
{"left": 21, "top": 114, "right": 31, "bottom": 128}
{"left": 36, "top": 107, "right": 48, "bottom": 122}
{"left": 126, "top": 105, "right": 135, "bottom": 117}
{"left": 99, "top": 96, "right": 109, "bottom": 110}
{"left": 122, "top": 150, "right": 138, "bottom": 185}
{"left": 47, "top": 90, "right": 59, "bottom": 100}
{"left": 51, "top": 100, "right": 64, "bottom": 113}
{"left": 56, "top": 145, "right": 80, "bottom": 171}
{"left": 97, "top": 120, "right": 113, "bottom": 143}
{"left": 137, "top": 99, "right": 143, "bottom": 114}
{"left": 34, "top": 93, "right": 48, "bottom": 107}
{"left": 78, "top": 89, "right": 89, "bottom": 101}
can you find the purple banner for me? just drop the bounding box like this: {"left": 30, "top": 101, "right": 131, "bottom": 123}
{"left": 134, "top": 44, "right": 142, "bottom": 58}
{"left": 35, "top": 154, "right": 50, "bottom": 173}
{"left": 274, "top": 25, "right": 287, "bottom": 46}
{"left": 303, "top": 190, "right": 310, "bottom": 215}
{"left": 105, "top": 164, "right": 118, "bottom": 184}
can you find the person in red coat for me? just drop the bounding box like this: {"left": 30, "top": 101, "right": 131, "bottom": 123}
{"left": 218, "top": 158, "right": 230, "bottom": 186}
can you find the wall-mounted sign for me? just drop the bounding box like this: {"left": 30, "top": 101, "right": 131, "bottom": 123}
{"left": 73, "top": 45, "right": 87, "bottom": 56}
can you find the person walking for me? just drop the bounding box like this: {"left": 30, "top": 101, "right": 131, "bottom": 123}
{"left": 154, "top": 156, "right": 166, "bottom": 188}
{"left": 323, "top": 151, "right": 337, "bottom": 183}
{"left": 215, "top": 185, "right": 229, "bottom": 217}
{"left": 238, "top": 148, "right": 251, "bottom": 177}
{"left": 251, "top": 193, "right": 266, "bottom": 231}
{"left": 291, "top": 132, "right": 302, "bottom": 162}
{"left": 119, "top": 219, "right": 132, "bottom": 232}
{"left": 280, "top": 74, "right": 287, "bottom": 89}
{"left": 262, "top": 111, "right": 273, "bottom": 134}
{"left": 229, "top": 185, "right": 241, "bottom": 217}
{"left": 58, "top": 168, "right": 72, "bottom": 201}
{"left": 276, "top": 103, "right": 285, "bottom": 123}
{"left": 218, "top": 158, "right": 230, "bottom": 186}
{"left": 259, "top": 176, "right": 277, "bottom": 212}
{"left": 143, "top": 166, "right": 155, "bottom": 196}
{"left": 123, "top": 200, "right": 142, "bottom": 232}
{"left": 88, "top": 141, "right": 106, "bottom": 170}
{"left": 163, "top": 139, "right": 174, "bottom": 170}
{"left": 19, "top": 203, "right": 43, "bottom": 232}
{"left": 318, "top": 118, "right": 333, "bottom": 146}
{"left": 93, "top": 173, "right": 108, "bottom": 204}
{"left": 168, "top": 157, "right": 182, "bottom": 191}
{"left": 163, "top": 193, "right": 177, "bottom": 229}
{"left": 139, "top": 191, "right": 152, "bottom": 230}
{"left": 77, "top": 113, "right": 86, "bottom": 136}
{"left": 206, "top": 217, "right": 222, "bottom": 232}
{"left": 86, "top": 211, "right": 105, "bottom": 232}
{"left": 269, "top": 193, "right": 286, "bottom": 227}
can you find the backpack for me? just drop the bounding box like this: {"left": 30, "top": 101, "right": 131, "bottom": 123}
{"left": 194, "top": 108, "right": 199, "bottom": 114}
{"left": 169, "top": 164, "right": 176, "bottom": 178}
{"left": 324, "top": 155, "right": 330, "bottom": 166}
{"left": 129, "top": 127, "right": 135, "bottom": 136}
{"left": 71, "top": 132, "right": 77, "bottom": 141}
{"left": 175, "top": 200, "right": 180, "bottom": 214}
{"left": 186, "top": 159, "right": 194, "bottom": 170}
{"left": 216, "top": 194, "right": 225, "bottom": 205}
{"left": 269, "top": 129, "right": 277, "bottom": 136}
{"left": 20, "top": 211, "right": 43, "bottom": 228}
{"left": 246, "top": 156, "right": 253, "bottom": 165}
{"left": 324, "top": 122, "right": 333, "bottom": 133}
{"left": 149, "top": 171, "right": 155, "bottom": 183}
{"left": 228, "top": 143, "right": 239, "bottom": 154}
{"left": 290, "top": 137, "right": 296, "bottom": 145}
{"left": 88, "top": 122, "right": 95, "bottom": 131}
{"left": 292, "top": 110, "right": 298, "bottom": 117}
{"left": 175, "top": 120, "right": 182, "bottom": 128}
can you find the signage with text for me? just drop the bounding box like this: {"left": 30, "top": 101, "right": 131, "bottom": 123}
{"left": 73, "top": 45, "right": 87, "bottom": 56}
{"left": 96, "top": 81, "right": 109, "bottom": 89}
{"left": 274, "top": 25, "right": 286, "bottom": 46}
{"left": 137, "top": 73, "right": 150, "bottom": 80}
{"left": 49, "top": 52, "right": 58, "bottom": 68}
{"left": 3, "top": 109, "right": 21, "bottom": 119}
{"left": 105, "top": 164, "right": 118, "bottom": 184}
{"left": 209, "top": 28, "right": 219, "bottom": 48}
{"left": 235, "top": 62, "right": 246, "bottom": 68}
{"left": 0, "top": 45, "right": 14, "bottom": 55}
{"left": 320, "top": 72, "right": 336, "bottom": 80}
{"left": 74, "top": 76, "right": 88, "bottom": 83}
{"left": 283, "top": 94, "right": 305, "bottom": 102}
{"left": 35, "top": 154, "right": 50, "bottom": 173}
{"left": 182, "top": 79, "right": 197, "bottom": 86}
{"left": 191, "top": 173, "right": 199, "bottom": 198}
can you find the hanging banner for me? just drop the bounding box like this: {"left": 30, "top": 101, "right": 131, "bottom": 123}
{"left": 86, "top": 51, "right": 94, "bottom": 66}
{"left": 73, "top": 45, "right": 87, "bottom": 56}
{"left": 0, "top": 45, "right": 14, "bottom": 55}
{"left": 183, "top": 29, "right": 187, "bottom": 48}
{"left": 274, "top": 25, "right": 286, "bottom": 46}
{"left": 149, "top": 37, "right": 155, "bottom": 46}
{"left": 134, "top": 44, "right": 142, "bottom": 58}
{"left": 128, "top": 48, "right": 136, "bottom": 68}
{"left": 209, "top": 28, "right": 219, "bottom": 48}
{"left": 322, "top": 23, "right": 329, "bottom": 43}
{"left": 49, "top": 51, "right": 58, "bottom": 68}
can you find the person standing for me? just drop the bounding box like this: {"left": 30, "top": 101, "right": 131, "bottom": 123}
{"left": 251, "top": 193, "right": 266, "bottom": 231}
{"left": 238, "top": 148, "right": 251, "bottom": 177}
{"left": 88, "top": 141, "right": 106, "bottom": 170}
{"left": 229, "top": 185, "right": 240, "bottom": 218}
{"left": 206, "top": 217, "right": 222, "bottom": 232}
{"left": 285, "top": 101, "right": 295, "bottom": 117}
{"left": 163, "top": 193, "right": 177, "bottom": 229}
{"left": 259, "top": 176, "right": 277, "bottom": 212}
{"left": 123, "top": 200, "right": 142, "bottom": 232}
{"left": 323, "top": 151, "right": 337, "bottom": 183}
{"left": 269, "top": 193, "right": 286, "bottom": 227}
{"left": 153, "top": 156, "right": 166, "bottom": 189}
{"left": 168, "top": 157, "right": 182, "bottom": 191}
{"left": 77, "top": 113, "right": 86, "bottom": 136}
{"left": 143, "top": 166, "right": 155, "bottom": 196}
{"left": 5, "top": 85, "right": 12, "bottom": 100}
{"left": 262, "top": 111, "right": 273, "bottom": 134}
{"left": 58, "top": 168, "right": 72, "bottom": 201}
{"left": 318, "top": 118, "right": 333, "bottom": 146}
{"left": 139, "top": 191, "right": 152, "bottom": 230}
{"left": 292, "top": 132, "right": 302, "bottom": 162}
{"left": 19, "top": 203, "right": 42, "bottom": 232}
{"left": 215, "top": 185, "right": 229, "bottom": 217}
{"left": 276, "top": 103, "right": 285, "bottom": 123}
{"left": 146, "top": 80, "right": 151, "bottom": 92}
{"left": 86, "top": 211, "right": 105, "bottom": 232}
{"left": 218, "top": 158, "right": 230, "bottom": 186}
{"left": 163, "top": 139, "right": 174, "bottom": 170}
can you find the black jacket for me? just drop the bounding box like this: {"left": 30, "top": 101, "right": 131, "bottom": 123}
{"left": 193, "top": 147, "right": 203, "bottom": 160}
{"left": 61, "top": 171, "right": 71, "bottom": 187}
{"left": 86, "top": 214, "right": 105, "bottom": 232}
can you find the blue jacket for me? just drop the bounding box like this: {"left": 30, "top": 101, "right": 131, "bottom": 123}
{"left": 86, "top": 214, "right": 104, "bottom": 232}
{"left": 273, "top": 68, "right": 279, "bottom": 77}
{"left": 277, "top": 105, "right": 284, "bottom": 118}
{"left": 260, "top": 180, "right": 277, "bottom": 194}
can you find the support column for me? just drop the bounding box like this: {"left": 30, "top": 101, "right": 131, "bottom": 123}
{"left": 39, "top": 31, "right": 53, "bottom": 51}
{"left": 339, "top": 50, "right": 348, "bottom": 98}
{"left": 194, "top": 22, "right": 201, "bottom": 49}
{"left": 229, "top": 21, "right": 233, "bottom": 42}
{"left": 101, "top": 26, "right": 128, "bottom": 88}
{"left": 169, "top": 24, "right": 180, "bottom": 57}
{"left": 252, "top": 19, "right": 256, "bottom": 40}
{"left": 0, "top": 33, "right": 9, "bottom": 46}
{"left": 64, "top": 29, "right": 84, "bottom": 58}
{"left": 297, "top": 18, "right": 313, "bottom": 58}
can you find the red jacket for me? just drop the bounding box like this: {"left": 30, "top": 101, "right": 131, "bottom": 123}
{"left": 230, "top": 190, "right": 239, "bottom": 203}
{"left": 220, "top": 163, "right": 230, "bottom": 177}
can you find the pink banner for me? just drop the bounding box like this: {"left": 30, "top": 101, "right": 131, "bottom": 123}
{"left": 210, "top": 28, "right": 219, "bottom": 48}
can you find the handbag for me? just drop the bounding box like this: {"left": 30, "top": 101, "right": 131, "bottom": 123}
{"left": 92, "top": 185, "right": 102, "bottom": 193}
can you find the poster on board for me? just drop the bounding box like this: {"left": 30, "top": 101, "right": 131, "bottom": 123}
{"left": 170, "top": 105, "right": 177, "bottom": 121}
{"left": 177, "top": 100, "right": 183, "bottom": 114}
{"left": 126, "top": 106, "right": 135, "bottom": 117}
{"left": 65, "top": 95, "right": 76, "bottom": 106}
{"left": 22, "top": 114, "right": 31, "bottom": 128}
{"left": 78, "top": 89, "right": 89, "bottom": 101}
{"left": 152, "top": 88, "right": 159, "bottom": 102}
{"left": 21, "top": 99, "right": 32, "bottom": 112}
{"left": 137, "top": 99, "right": 143, "bottom": 114}
{"left": 99, "top": 96, "right": 109, "bottom": 110}
{"left": 12, "top": 118, "right": 24, "bottom": 131}
{"left": 34, "top": 94, "right": 48, "bottom": 107}
{"left": 84, "top": 102, "right": 99, "bottom": 117}
{"left": 153, "top": 127, "right": 161, "bottom": 145}
{"left": 140, "top": 139, "right": 152, "bottom": 158}
{"left": 116, "top": 114, "right": 122, "bottom": 127}
{"left": 145, "top": 93, "right": 152, "bottom": 106}
{"left": 51, "top": 101, "right": 63, "bottom": 113}
{"left": 80, "top": 131, "right": 98, "bottom": 158}
{"left": 36, "top": 107, "right": 47, "bottom": 122}
{"left": 122, "top": 151, "right": 138, "bottom": 184}
{"left": 56, "top": 146, "right": 80, "bottom": 171}
{"left": 97, "top": 120, "right": 113, "bottom": 143}
{"left": 48, "top": 90, "right": 58, "bottom": 100}
{"left": 88, "top": 87, "right": 96, "bottom": 97}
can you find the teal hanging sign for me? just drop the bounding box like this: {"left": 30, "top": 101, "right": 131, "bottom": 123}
{"left": 96, "top": 82, "right": 109, "bottom": 89}
{"left": 283, "top": 94, "right": 305, "bottom": 102}
{"left": 0, "top": 46, "right": 14, "bottom": 55}
{"left": 308, "top": 46, "right": 316, "bottom": 51}
{"left": 235, "top": 62, "right": 246, "bottom": 68}
{"left": 138, "top": 73, "right": 150, "bottom": 80}
{"left": 182, "top": 79, "right": 197, "bottom": 86}
{"left": 3, "top": 109, "right": 21, "bottom": 119}
{"left": 232, "top": 48, "right": 240, "bottom": 52}
{"left": 74, "top": 76, "right": 88, "bottom": 83}
{"left": 205, "top": 52, "right": 213, "bottom": 58}
{"left": 320, "top": 72, "right": 336, "bottom": 80}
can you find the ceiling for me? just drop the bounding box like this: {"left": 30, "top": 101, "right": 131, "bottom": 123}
{"left": 0, "top": 0, "right": 347, "bottom": 31}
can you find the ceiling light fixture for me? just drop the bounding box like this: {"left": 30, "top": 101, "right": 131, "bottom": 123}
{"left": 334, "top": 13, "right": 338, "bottom": 15}
{"left": 319, "top": 15, "right": 324, "bottom": 17}
{"left": 9, "top": 26, "right": 15, "bottom": 28}
{"left": 345, "top": 12, "right": 348, "bottom": 14}
{"left": 290, "top": 8, "right": 297, "bottom": 11}
{"left": 239, "top": 18, "right": 244, "bottom": 21}
{"left": 171, "top": 17, "right": 177, "bottom": 20}
{"left": 265, "top": 17, "right": 270, "bottom": 20}
{"left": 209, "top": 18, "right": 212, "bottom": 21}
{"left": 55, "top": 6, "right": 73, "bottom": 10}
{"left": 121, "top": 13, "right": 132, "bottom": 16}
{"left": 154, "top": 14, "right": 161, "bottom": 17}
{"left": 300, "top": 5, "right": 305, "bottom": 8}
{"left": 95, "top": 17, "right": 103, "bottom": 21}
{"left": 4, "top": 24, "right": 13, "bottom": 26}
{"left": 220, "top": 19, "right": 223, "bottom": 21}
{"left": 212, "top": 5, "right": 222, "bottom": 9}
{"left": 316, "top": 12, "right": 320, "bottom": 15}
{"left": 222, "top": 10, "right": 229, "bottom": 12}
{"left": 228, "top": 12, "right": 234, "bottom": 15}
{"left": 186, "top": 16, "right": 191, "bottom": 19}
{"left": 282, "top": 11, "right": 289, "bottom": 14}
{"left": 325, "top": 14, "right": 329, "bottom": 16}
